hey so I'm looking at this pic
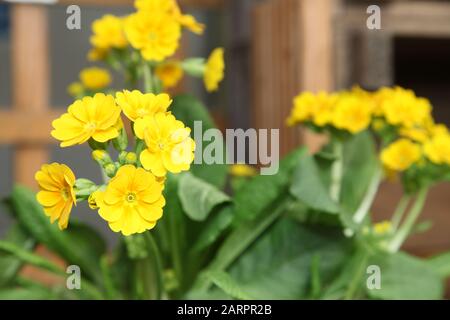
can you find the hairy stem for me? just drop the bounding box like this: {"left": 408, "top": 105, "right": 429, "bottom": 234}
{"left": 353, "top": 165, "right": 382, "bottom": 224}
{"left": 391, "top": 195, "right": 411, "bottom": 230}
{"left": 388, "top": 188, "right": 429, "bottom": 253}
{"left": 330, "top": 140, "right": 344, "bottom": 202}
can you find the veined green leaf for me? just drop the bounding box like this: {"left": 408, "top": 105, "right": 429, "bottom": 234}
{"left": 178, "top": 172, "right": 231, "bottom": 222}
{"left": 290, "top": 154, "right": 340, "bottom": 214}
{"left": 234, "top": 148, "right": 306, "bottom": 223}
{"left": 205, "top": 271, "right": 252, "bottom": 300}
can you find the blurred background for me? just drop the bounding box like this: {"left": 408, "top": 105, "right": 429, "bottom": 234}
{"left": 0, "top": 0, "right": 449, "bottom": 257}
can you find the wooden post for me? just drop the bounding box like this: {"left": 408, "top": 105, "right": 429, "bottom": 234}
{"left": 296, "top": 0, "right": 334, "bottom": 152}
{"left": 11, "top": 4, "right": 50, "bottom": 188}
{"left": 251, "top": 0, "right": 334, "bottom": 154}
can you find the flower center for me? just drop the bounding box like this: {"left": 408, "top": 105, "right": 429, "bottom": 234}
{"left": 85, "top": 122, "right": 97, "bottom": 132}
{"left": 148, "top": 32, "right": 157, "bottom": 41}
{"left": 61, "top": 188, "right": 70, "bottom": 201}
{"left": 137, "top": 108, "right": 148, "bottom": 118}
{"left": 126, "top": 192, "right": 137, "bottom": 203}
{"left": 158, "top": 141, "right": 165, "bottom": 150}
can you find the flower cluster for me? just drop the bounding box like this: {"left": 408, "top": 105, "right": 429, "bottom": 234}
{"left": 287, "top": 86, "right": 450, "bottom": 191}
{"left": 76, "top": 0, "right": 224, "bottom": 94}
{"left": 37, "top": 91, "right": 195, "bottom": 235}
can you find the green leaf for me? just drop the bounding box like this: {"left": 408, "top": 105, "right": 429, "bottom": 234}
{"left": 205, "top": 271, "right": 252, "bottom": 300}
{"left": 309, "top": 254, "right": 322, "bottom": 299}
{"left": 289, "top": 153, "right": 340, "bottom": 214}
{"left": 191, "top": 205, "right": 233, "bottom": 253}
{"left": 227, "top": 220, "right": 350, "bottom": 299}
{"left": 427, "top": 251, "right": 450, "bottom": 278}
{"left": 178, "top": 172, "right": 231, "bottom": 222}
{"left": 0, "top": 224, "right": 35, "bottom": 286}
{"left": 234, "top": 147, "right": 306, "bottom": 223}
{"left": 10, "top": 186, "right": 102, "bottom": 283}
{"left": 0, "top": 240, "right": 65, "bottom": 276}
{"left": 367, "top": 252, "right": 443, "bottom": 300}
{"left": 171, "top": 94, "right": 228, "bottom": 188}
{"left": 339, "top": 132, "right": 378, "bottom": 226}
{"left": 0, "top": 287, "right": 57, "bottom": 300}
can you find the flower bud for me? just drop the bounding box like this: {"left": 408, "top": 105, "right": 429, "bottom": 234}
{"left": 92, "top": 150, "right": 107, "bottom": 162}
{"left": 105, "top": 163, "right": 117, "bottom": 178}
{"left": 181, "top": 58, "right": 206, "bottom": 77}
{"left": 125, "top": 152, "right": 137, "bottom": 164}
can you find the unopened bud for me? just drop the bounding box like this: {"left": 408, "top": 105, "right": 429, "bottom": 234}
{"left": 125, "top": 152, "right": 137, "bottom": 164}
{"left": 92, "top": 150, "right": 107, "bottom": 162}
{"left": 105, "top": 163, "right": 117, "bottom": 178}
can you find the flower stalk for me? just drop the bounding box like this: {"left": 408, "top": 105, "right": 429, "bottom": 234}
{"left": 330, "top": 140, "right": 344, "bottom": 202}
{"left": 388, "top": 187, "right": 429, "bottom": 252}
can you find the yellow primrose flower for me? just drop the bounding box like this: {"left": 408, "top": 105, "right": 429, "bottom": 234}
{"left": 134, "top": 113, "right": 195, "bottom": 177}
{"left": 87, "top": 47, "right": 108, "bottom": 62}
{"left": 381, "top": 139, "right": 421, "bottom": 172}
{"left": 96, "top": 165, "right": 166, "bottom": 236}
{"left": 155, "top": 62, "right": 184, "bottom": 89}
{"left": 372, "top": 86, "right": 396, "bottom": 116}
{"left": 230, "top": 164, "right": 257, "bottom": 177}
{"left": 135, "top": 0, "right": 205, "bottom": 34}
{"left": 373, "top": 220, "right": 392, "bottom": 235}
{"left": 115, "top": 90, "right": 172, "bottom": 122}
{"left": 332, "top": 95, "right": 372, "bottom": 134}
{"left": 204, "top": 48, "right": 225, "bottom": 92}
{"left": 286, "top": 92, "right": 316, "bottom": 126}
{"left": 35, "top": 163, "right": 76, "bottom": 230}
{"left": 124, "top": 11, "right": 181, "bottom": 62}
{"left": 51, "top": 93, "right": 121, "bottom": 147}
{"left": 88, "top": 190, "right": 102, "bottom": 210}
{"left": 67, "top": 82, "right": 83, "bottom": 97}
{"left": 399, "top": 127, "right": 429, "bottom": 143}
{"left": 79, "top": 67, "right": 111, "bottom": 91}
{"left": 382, "top": 88, "right": 432, "bottom": 128}
{"left": 424, "top": 133, "right": 450, "bottom": 165}
{"left": 90, "top": 14, "right": 128, "bottom": 51}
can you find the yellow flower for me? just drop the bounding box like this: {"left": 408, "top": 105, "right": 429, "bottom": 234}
{"left": 373, "top": 221, "right": 392, "bottom": 235}
{"left": 286, "top": 92, "right": 316, "bottom": 126}
{"left": 204, "top": 48, "right": 225, "bottom": 92}
{"left": 332, "top": 95, "right": 372, "bottom": 134}
{"left": 399, "top": 127, "right": 429, "bottom": 143}
{"left": 67, "top": 82, "right": 84, "bottom": 97}
{"left": 79, "top": 67, "right": 111, "bottom": 91}
{"left": 230, "top": 164, "right": 257, "bottom": 177}
{"left": 424, "top": 133, "right": 450, "bottom": 165}
{"left": 382, "top": 88, "right": 432, "bottom": 128}
{"left": 155, "top": 62, "right": 184, "bottom": 89}
{"left": 96, "top": 165, "right": 165, "bottom": 236}
{"left": 134, "top": 113, "right": 195, "bottom": 177}
{"left": 90, "top": 14, "right": 128, "bottom": 50}
{"left": 135, "top": 0, "right": 205, "bottom": 34}
{"left": 115, "top": 90, "right": 172, "bottom": 122}
{"left": 177, "top": 13, "right": 205, "bottom": 34}
{"left": 372, "top": 86, "right": 396, "bottom": 116}
{"left": 35, "top": 163, "right": 76, "bottom": 230}
{"left": 381, "top": 139, "right": 421, "bottom": 172}
{"left": 88, "top": 190, "right": 102, "bottom": 210}
{"left": 51, "top": 93, "right": 121, "bottom": 147}
{"left": 87, "top": 48, "right": 108, "bottom": 62}
{"left": 124, "top": 11, "right": 181, "bottom": 62}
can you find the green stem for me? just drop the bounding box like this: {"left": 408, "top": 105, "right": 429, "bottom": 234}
{"left": 168, "top": 211, "right": 183, "bottom": 293}
{"left": 145, "top": 232, "right": 164, "bottom": 300}
{"left": 388, "top": 188, "right": 429, "bottom": 253}
{"left": 391, "top": 195, "right": 411, "bottom": 230}
{"left": 344, "top": 250, "right": 369, "bottom": 300}
{"left": 330, "top": 140, "right": 344, "bottom": 202}
{"left": 353, "top": 165, "right": 382, "bottom": 224}
{"left": 142, "top": 61, "right": 154, "bottom": 93}
{"left": 100, "top": 255, "right": 118, "bottom": 299}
